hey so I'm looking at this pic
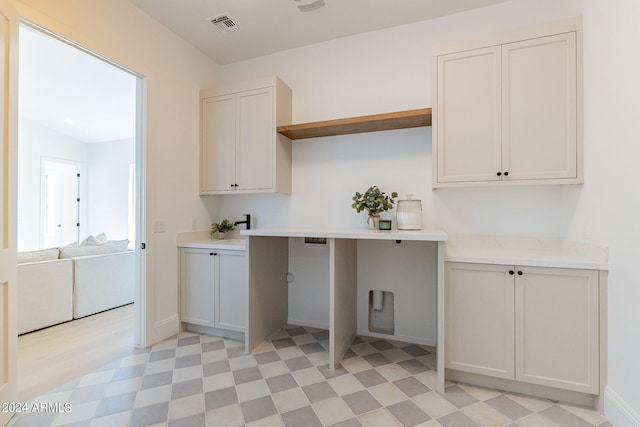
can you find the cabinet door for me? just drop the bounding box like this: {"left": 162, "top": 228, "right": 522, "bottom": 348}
{"left": 216, "top": 251, "right": 248, "bottom": 332}
{"left": 502, "top": 33, "right": 577, "bottom": 180}
{"left": 180, "top": 249, "right": 216, "bottom": 327}
{"left": 515, "top": 266, "right": 598, "bottom": 393}
{"left": 201, "top": 95, "right": 237, "bottom": 193}
{"left": 236, "top": 87, "right": 273, "bottom": 191}
{"left": 445, "top": 262, "right": 515, "bottom": 379}
{"left": 436, "top": 46, "right": 502, "bottom": 183}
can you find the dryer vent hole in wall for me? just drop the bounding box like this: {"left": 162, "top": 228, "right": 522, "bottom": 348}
{"left": 304, "top": 237, "right": 327, "bottom": 245}
{"left": 368, "top": 290, "right": 394, "bottom": 335}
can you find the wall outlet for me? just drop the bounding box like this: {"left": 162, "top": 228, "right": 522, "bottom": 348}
{"left": 153, "top": 220, "right": 166, "bottom": 233}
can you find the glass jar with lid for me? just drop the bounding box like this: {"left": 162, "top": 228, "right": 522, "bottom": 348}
{"left": 396, "top": 194, "right": 422, "bottom": 230}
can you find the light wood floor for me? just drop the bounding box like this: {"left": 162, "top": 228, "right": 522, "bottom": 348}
{"left": 17, "top": 304, "right": 136, "bottom": 401}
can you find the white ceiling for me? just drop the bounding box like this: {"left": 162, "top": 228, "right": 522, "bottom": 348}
{"left": 128, "top": 0, "right": 512, "bottom": 65}
{"left": 19, "top": 25, "right": 137, "bottom": 144}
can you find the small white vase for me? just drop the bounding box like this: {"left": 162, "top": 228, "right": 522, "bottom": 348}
{"left": 367, "top": 214, "right": 381, "bottom": 229}
{"left": 218, "top": 232, "right": 226, "bottom": 240}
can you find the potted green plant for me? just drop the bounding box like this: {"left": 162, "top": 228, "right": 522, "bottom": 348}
{"left": 352, "top": 186, "right": 398, "bottom": 229}
{"left": 210, "top": 219, "right": 235, "bottom": 239}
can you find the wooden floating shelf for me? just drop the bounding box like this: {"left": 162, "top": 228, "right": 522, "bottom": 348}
{"left": 277, "top": 108, "right": 432, "bottom": 140}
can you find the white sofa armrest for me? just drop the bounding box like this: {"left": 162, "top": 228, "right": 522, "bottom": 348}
{"left": 73, "top": 251, "right": 135, "bottom": 319}
{"left": 18, "top": 259, "right": 73, "bottom": 334}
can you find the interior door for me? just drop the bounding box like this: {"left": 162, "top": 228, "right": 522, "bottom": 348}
{"left": 0, "top": 0, "right": 19, "bottom": 424}
{"left": 42, "top": 160, "right": 82, "bottom": 248}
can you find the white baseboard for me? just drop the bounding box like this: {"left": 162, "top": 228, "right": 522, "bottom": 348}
{"left": 151, "top": 315, "right": 180, "bottom": 345}
{"left": 286, "top": 321, "right": 435, "bottom": 347}
{"left": 287, "top": 318, "right": 329, "bottom": 330}
{"left": 357, "top": 329, "right": 436, "bottom": 347}
{"left": 605, "top": 386, "right": 640, "bottom": 427}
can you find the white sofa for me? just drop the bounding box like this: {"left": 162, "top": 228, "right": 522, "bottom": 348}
{"left": 73, "top": 251, "right": 134, "bottom": 319}
{"left": 18, "top": 258, "right": 74, "bottom": 335}
{"left": 17, "top": 240, "right": 134, "bottom": 335}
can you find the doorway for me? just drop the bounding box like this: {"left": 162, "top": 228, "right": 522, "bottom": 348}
{"left": 16, "top": 22, "right": 146, "bottom": 398}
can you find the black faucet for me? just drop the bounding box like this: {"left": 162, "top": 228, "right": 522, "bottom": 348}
{"left": 234, "top": 214, "right": 251, "bottom": 230}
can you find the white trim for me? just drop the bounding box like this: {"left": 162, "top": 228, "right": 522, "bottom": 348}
{"left": 356, "top": 329, "right": 436, "bottom": 347}
{"left": 287, "top": 318, "right": 329, "bottom": 330}
{"left": 605, "top": 386, "right": 640, "bottom": 427}
{"left": 152, "top": 315, "right": 180, "bottom": 343}
{"left": 134, "top": 76, "right": 147, "bottom": 348}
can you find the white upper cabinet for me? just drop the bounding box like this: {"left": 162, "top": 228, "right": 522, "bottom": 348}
{"left": 201, "top": 95, "right": 236, "bottom": 192}
{"left": 200, "top": 77, "right": 292, "bottom": 195}
{"left": 433, "top": 18, "right": 583, "bottom": 188}
{"left": 502, "top": 33, "right": 577, "bottom": 181}
{"left": 437, "top": 46, "right": 502, "bottom": 183}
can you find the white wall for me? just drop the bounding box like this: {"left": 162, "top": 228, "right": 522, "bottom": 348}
{"left": 580, "top": 1, "right": 640, "bottom": 424}
{"left": 17, "top": 117, "right": 88, "bottom": 251}
{"left": 217, "top": 0, "right": 640, "bottom": 421}
{"left": 18, "top": 121, "right": 135, "bottom": 250}
{"left": 16, "top": 0, "right": 223, "bottom": 345}
{"left": 217, "top": 0, "right": 585, "bottom": 344}
{"left": 287, "top": 238, "right": 330, "bottom": 329}
{"left": 86, "top": 138, "right": 135, "bottom": 241}
{"left": 357, "top": 240, "right": 438, "bottom": 345}
{"left": 218, "top": 0, "right": 585, "bottom": 236}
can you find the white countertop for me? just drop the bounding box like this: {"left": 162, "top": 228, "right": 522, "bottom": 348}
{"left": 446, "top": 235, "right": 608, "bottom": 270}
{"left": 177, "top": 231, "right": 246, "bottom": 250}
{"left": 178, "top": 238, "right": 246, "bottom": 250}
{"left": 241, "top": 227, "right": 448, "bottom": 241}
{"left": 178, "top": 229, "right": 607, "bottom": 269}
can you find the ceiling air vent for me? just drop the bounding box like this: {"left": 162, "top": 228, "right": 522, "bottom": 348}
{"left": 209, "top": 14, "right": 238, "bottom": 32}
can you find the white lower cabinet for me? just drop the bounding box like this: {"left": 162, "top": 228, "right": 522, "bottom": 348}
{"left": 445, "top": 262, "right": 599, "bottom": 394}
{"left": 446, "top": 263, "right": 515, "bottom": 379}
{"left": 180, "top": 248, "right": 247, "bottom": 333}
{"left": 216, "top": 251, "right": 248, "bottom": 332}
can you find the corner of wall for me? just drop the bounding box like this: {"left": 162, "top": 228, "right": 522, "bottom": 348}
{"left": 605, "top": 386, "right": 640, "bottom": 427}
{"left": 150, "top": 315, "right": 180, "bottom": 346}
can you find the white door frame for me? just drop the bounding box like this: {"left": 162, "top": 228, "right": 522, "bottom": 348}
{"left": 20, "top": 20, "right": 148, "bottom": 348}
{"left": 0, "top": 0, "right": 20, "bottom": 423}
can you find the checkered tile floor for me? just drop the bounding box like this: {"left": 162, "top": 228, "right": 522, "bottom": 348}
{"left": 10, "top": 325, "right": 610, "bottom": 426}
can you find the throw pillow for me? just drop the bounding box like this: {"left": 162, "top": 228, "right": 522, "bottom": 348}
{"left": 60, "top": 239, "right": 130, "bottom": 258}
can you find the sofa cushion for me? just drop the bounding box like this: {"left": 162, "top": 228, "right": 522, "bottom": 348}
{"left": 60, "top": 239, "right": 129, "bottom": 258}
{"left": 17, "top": 247, "right": 60, "bottom": 264}
{"left": 80, "top": 233, "right": 109, "bottom": 246}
